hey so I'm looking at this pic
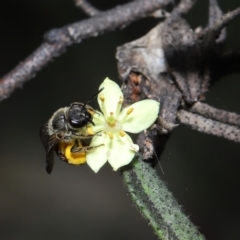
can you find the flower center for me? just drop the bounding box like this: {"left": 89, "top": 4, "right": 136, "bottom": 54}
{"left": 107, "top": 112, "right": 116, "bottom": 127}
{"left": 98, "top": 91, "right": 135, "bottom": 140}
{"left": 104, "top": 112, "right": 123, "bottom": 139}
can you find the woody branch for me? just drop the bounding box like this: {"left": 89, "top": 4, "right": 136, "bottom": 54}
{"left": 0, "top": 0, "right": 171, "bottom": 101}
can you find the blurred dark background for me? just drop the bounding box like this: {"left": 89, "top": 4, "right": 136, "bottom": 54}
{"left": 0, "top": 0, "right": 240, "bottom": 239}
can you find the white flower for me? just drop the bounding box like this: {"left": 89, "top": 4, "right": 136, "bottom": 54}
{"left": 86, "top": 78, "right": 160, "bottom": 173}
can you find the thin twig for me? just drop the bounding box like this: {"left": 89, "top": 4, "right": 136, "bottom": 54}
{"left": 189, "top": 102, "right": 240, "bottom": 127}
{"left": 208, "top": 0, "right": 226, "bottom": 44}
{"left": 75, "top": 0, "right": 100, "bottom": 16}
{"left": 178, "top": 110, "right": 240, "bottom": 143}
{"left": 198, "top": 7, "right": 240, "bottom": 47}
{"left": 174, "top": 0, "right": 198, "bottom": 15}
{"left": 0, "top": 0, "right": 171, "bottom": 101}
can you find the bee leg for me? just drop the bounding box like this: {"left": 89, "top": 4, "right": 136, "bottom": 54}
{"left": 71, "top": 139, "right": 103, "bottom": 153}
{"left": 85, "top": 144, "right": 104, "bottom": 151}
{"left": 71, "top": 144, "right": 104, "bottom": 153}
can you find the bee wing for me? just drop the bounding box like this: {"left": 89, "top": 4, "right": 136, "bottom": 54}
{"left": 46, "top": 147, "right": 55, "bottom": 174}
{"left": 40, "top": 123, "right": 58, "bottom": 174}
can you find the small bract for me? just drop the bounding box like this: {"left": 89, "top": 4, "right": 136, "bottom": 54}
{"left": 86, "top": 78, "right": 160, "bottom": 173}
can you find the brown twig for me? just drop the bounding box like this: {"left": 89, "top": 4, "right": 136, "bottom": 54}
{"left": 198, "top": 6, "right": 240, "bottom": 49}
{"left": 189, "top": 102, "right": 240, "bottom": 127}
{"left": 174, "top": 0, "right": 198, "bottom": 14}
{"left": 0, "top": 0, "right": 171, "bottom": 101}
{"left": 75, "top": 0, "right": 100, "bottom": 16}
{"left": 208, "top": 0, "right": 226, "bottom": 44}
{"left": 178, "top": 110, "right": 240, "bottom": 143}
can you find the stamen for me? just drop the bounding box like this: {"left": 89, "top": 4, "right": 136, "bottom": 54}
{"left": 118, "top": 96, "right": 123, "bottom": 104}
{"left": 119, "top": 107, "right": 133, "bottom": 123}
{"left": 119, "top": 130, "right": 125, "bottom": 137}
{"left": 108, "top": 132, "right": 113, "bottom": 139}
{"left": 99, "top": 94, "right": 107, "bottom": 116}
{"left": 99, "top": 94, "right": 105, "bottom": 102}
{"left": 127, "top": 108, "right": 134, "bottom": 115}
{"left": 116, "top": 96, "right": 123, "bottom": 117}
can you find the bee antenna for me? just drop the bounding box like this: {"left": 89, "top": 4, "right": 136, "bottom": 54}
{"left": 83, "top": 88, "right": 104, "bottom": 107}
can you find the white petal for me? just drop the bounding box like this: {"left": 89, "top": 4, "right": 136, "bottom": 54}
{"left": 108, "top": 134, "right": 137, "bottom": 171}
{"left": 119, "top": 100, "right": 160, "bottom": 133}
{"left": 130, "top": 143, "right": 139, "bottom": 152}
{"left": 86, "top": 134, "right": 109, "bottom": 173}
{"left": 98, "top": 78, "right": 123, "bottom": 117}
{"left": 91, "top": 111, "right": 105, "bottom": 133}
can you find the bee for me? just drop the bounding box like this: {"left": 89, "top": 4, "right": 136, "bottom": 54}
{"left": 40, "top": 88, "right": 103, "bottom": 174}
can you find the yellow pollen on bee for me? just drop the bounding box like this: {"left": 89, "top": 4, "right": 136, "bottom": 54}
{"left": 88, "top": 109, "right": 94, "bottom": 115}
{"left": 119, "top": 130, "right": 125, "bottom": 137}
{"left": 87, "top": 126, "right": 94, "bottom": 135}
{"left": 127, "top": 107, "right": 134, "bottom": 115}
{"left": 99, "top": 94, "right": 105, "bottom": 102}
{"left": 108, "top": 132, "right": 113, "bottom": 139}
{"left": 65, "top": 144, "right": 86, "bottom": 165}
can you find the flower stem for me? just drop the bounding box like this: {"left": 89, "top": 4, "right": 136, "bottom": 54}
{"left": 122, "top": 157, "right": 205, "bottom": 240}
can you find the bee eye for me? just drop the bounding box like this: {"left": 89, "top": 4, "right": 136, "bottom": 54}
{"left": 68, "top": 112, "right": 87, "bottom": 128}
{"left": 68, "top": 118, "right": 83, "bottom": 128}
{"left": 68, "top": 104, "right": 92, "bottom": 128}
